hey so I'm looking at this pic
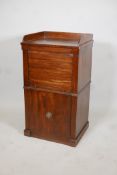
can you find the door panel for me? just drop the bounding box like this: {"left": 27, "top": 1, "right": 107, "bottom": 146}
{"left": 28, "top": 51, "right": 73, "bottom": 92}
{"left": 24, "top": 89, "right": 71, "bottom": 140}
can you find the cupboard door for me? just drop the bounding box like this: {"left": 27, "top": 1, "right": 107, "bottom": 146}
{"left": 28, "top": 51, "right": 73, "bottom": 92}
{"left": 24, "top": 89, "right": 71, "bottom": 141}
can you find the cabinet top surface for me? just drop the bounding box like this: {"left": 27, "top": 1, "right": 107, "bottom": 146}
{"left": 21, "top": 31, "right": 93, "bottom": 47}
{"left": 25, "top": 39, "right": 79, "bottom": 47}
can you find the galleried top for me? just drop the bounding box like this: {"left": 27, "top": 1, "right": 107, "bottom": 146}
{"left": 21, "top": 31, "right": 93, "bottom": 48}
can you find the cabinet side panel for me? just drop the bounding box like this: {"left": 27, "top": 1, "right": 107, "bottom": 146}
{"left": 78, "top": 43, "right": 93, "bottom": 91}
{"left": 76, "top": 85, "right": 90, "bottom": 137}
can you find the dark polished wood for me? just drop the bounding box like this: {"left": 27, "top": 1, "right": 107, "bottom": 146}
{"left": 28, "top": 51, "right": 73, "bottom": 92}
{"left": 21, "top": 31, "right": 93, "bottom": 146}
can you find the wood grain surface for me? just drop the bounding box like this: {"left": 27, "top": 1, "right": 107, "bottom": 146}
{"left": 21, "top": 31, "right": 93, "bottom": 146}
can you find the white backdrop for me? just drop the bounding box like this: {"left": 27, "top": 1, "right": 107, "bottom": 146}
{"left": 0, "top": 1, "right": 117, "bottom": 175}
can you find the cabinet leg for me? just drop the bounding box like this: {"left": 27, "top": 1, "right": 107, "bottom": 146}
{"left": 24, "top": 129, "right": 31, "bottom": 136}
{"left": 70, "top": 121, "right": 89, "bottom": 147}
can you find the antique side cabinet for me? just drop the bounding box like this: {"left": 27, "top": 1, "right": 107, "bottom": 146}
{"left": 21, "top": 31, "right": 93, "bottom": 147}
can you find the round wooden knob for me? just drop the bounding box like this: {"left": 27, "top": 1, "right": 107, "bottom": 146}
{"left": 46, "top": 112, "right": 53, "bottom": 119}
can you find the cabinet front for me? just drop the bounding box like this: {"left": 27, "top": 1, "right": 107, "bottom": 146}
{"left": 24, "top": 90, "right": 71, "bottom": 141}
{"left": 28, "top": 50, "right": 73, "bottom": 92}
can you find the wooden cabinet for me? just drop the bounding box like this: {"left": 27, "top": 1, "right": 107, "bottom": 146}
{"left": 21, "top": 31, "right": 93, "bottom": 146}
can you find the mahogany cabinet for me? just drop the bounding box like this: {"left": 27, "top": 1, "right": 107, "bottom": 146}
{"left": 21, "top": 31, "right": 93, "bottom": 146}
